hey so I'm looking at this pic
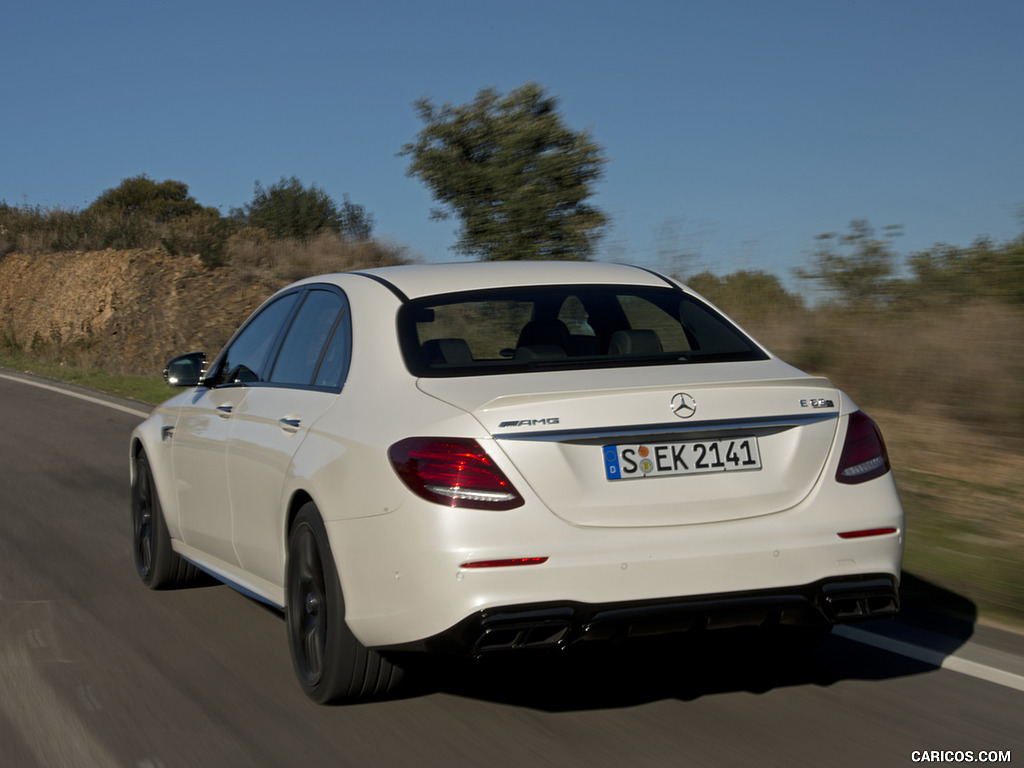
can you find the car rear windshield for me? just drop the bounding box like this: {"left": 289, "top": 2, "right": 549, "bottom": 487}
{"left": 397, "top": 285, "right": 768, "bottom": 377}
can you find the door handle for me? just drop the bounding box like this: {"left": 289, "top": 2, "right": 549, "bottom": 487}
{"left": 216, "top": 405, "right": 234, "bottom": 418}
{"left": 279, "top": 417, "right": 301, "bottom": 431}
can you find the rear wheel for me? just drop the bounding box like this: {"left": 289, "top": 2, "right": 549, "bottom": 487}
{"left": 131, "top": 451, "right": 198, "bottom": 588}
{"left": 286, "top": 503, "right": 404, "bottom": 703}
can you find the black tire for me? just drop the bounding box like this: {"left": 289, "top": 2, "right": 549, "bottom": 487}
{"left": 132, "top": 451, "right": 199, "bottom": 588}
{"left": 286, "top": 503, "right": 404, "bottom": 703}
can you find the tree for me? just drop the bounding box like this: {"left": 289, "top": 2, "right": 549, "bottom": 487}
{"left": 400, "top": 82, "right": 607, "bottom": 261}
{"left": 901, "top": 235, "right": 1024, "bottom": 307}
{"left": 339, "top": 194, "right": 374, "bottom": 241}
{"left": 232, "top": 177, "right": 373, "bottom": 241}
{"left": 88, "top": 175, "right": 206, "bottom": 221}
{"left": 795, "top": 220, "right": 901, "bottom": 306}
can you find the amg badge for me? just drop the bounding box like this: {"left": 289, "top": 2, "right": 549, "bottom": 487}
{"left": 498, "top": 418, "right": 561, "bottom": 428}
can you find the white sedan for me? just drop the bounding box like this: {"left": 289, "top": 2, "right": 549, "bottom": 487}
{"left": 130, "top": 261, "right": 904, "bottom": 703}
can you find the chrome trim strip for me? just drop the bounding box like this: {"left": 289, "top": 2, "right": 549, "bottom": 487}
{"left": 493, "top": 411, "right": 838, "bottom": 443}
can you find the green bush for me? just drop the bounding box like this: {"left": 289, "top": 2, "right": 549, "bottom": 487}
{"left": 87, "top": 175, "right": 205, "bottom": 221}
{"left": 3, "top": 176, "right": 380, "bottom": 269}
{"left": 160, "top": 210, "right": 233, "bottom": 267}
{"left": 231, "top": 177, "right": 373, "bottom": 241}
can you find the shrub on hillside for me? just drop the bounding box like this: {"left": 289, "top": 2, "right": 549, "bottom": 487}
{"left": 225, "top": 229, "right": 409, "bottom": 281}
{"left": 87, "top": 175, "right": 206, "bottom": 222}
{"left": 231, "top": 177, "right": 375, "bottom": 242}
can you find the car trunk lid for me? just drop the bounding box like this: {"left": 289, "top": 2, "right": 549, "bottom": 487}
{"left": 417, "top": 363, "right": 841, "bottom": 528}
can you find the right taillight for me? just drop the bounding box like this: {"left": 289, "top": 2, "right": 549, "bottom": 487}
{"left": 836, "top": 411, "right": 891, "bottom": 484}
{"left": 388, "top": 437, "right": 524, "bottom": 510}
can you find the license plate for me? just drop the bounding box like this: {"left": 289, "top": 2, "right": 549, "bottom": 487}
{"left": 603, "top": 437, "right": 761, "bottom": 480}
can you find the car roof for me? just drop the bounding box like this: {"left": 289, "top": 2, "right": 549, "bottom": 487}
{"left": 309, "top": 261, "right": 680, "bottom": 301}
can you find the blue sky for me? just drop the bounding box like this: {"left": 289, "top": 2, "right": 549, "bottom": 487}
{"left": 4, "top": 0, "right": 1022, "bottom": 288}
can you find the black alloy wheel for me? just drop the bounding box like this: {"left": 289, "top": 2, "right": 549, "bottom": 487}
{"left": 288, "top": 518, "right": 330, "bottom": 686}
{"left": 132, "top": 456, "right": 157, "bottom": 582}
{"left": 131, "top": 451, "right": 197, "bottom": 589}
{"left": 285, "top": 503, "right": 405, "bottom": 704}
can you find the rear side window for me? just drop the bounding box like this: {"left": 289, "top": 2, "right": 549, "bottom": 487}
{"left": 398, "top": 285, "right": 766, "bottom": 377}
{"left": 313, "top": 308, "right": 352, "bottom": 389}
{"left": 270, "top": 290, "right": 347, "bottom": 387}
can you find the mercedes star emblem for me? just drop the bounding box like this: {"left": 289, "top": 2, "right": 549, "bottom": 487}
{"left": 670, "top": 392, "right": 697, "bottom": 419}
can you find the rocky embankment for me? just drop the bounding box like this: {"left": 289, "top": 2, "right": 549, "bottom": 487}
{"left": 0, "top": 249, "right": 282, "bottom": 376}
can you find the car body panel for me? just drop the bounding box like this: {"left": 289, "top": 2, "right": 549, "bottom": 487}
{"left": 226, "top": 385, "right": 335, "bottom": 584}
{"left": 171, "top": 386, "right": 247, "bottom": 564}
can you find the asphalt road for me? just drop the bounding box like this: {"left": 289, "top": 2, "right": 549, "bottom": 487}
{"left": 1, "top": 370, "right": 1022, "bottom": 768}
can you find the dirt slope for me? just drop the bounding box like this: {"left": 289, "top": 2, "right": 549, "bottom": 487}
{"left": 0, "top": 249, "right": 281, "bottom": 375}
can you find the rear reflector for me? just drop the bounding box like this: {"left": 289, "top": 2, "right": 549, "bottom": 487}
{"left": 836, "top": 411, "right": 891, "bottom": 484}
{"left": 388, "top": 437, "right": 524, "bottom": 510}
{"left": 838, "top": 528, "right": 898, "bottom": 539}
{"left": 460, "top": 557, "right": 549, "bottom": 569}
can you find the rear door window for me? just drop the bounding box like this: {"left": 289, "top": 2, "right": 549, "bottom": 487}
{"left": 269, "top": 289, "right": 348, "bottom": 388}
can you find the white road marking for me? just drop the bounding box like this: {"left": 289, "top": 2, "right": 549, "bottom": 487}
{"left": 0, "top": 371, "right": 152, "bottom": 419}
{"left": 836, "top": 625, "right": 1024, "bottom": 693}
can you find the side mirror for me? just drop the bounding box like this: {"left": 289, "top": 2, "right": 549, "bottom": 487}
{"left": 163, "top": 352, "right": 206, "bottom": 387}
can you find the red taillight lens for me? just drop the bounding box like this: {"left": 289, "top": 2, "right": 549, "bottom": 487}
{"left": 388, "top": 437, "right": 524, "bottom": 510}
{"left": 838, "top": 528, "right": 897, "bottom": 539}
{"left": 460, "top": 557, "right": 548, "bottom": 569}
{"left": 836, "top": 411, "right": 891, "bottom": 484}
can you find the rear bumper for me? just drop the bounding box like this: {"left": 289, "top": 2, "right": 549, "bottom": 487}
{"left": 376, "top": 574, "right": 899, "bottom": 656}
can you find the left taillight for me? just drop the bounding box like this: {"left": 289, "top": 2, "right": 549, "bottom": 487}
{"left": 835, "top": 411, "right": 891, "bottom": 484}
{"left": 388, "top": 437, "right": 524, "bottom": 510}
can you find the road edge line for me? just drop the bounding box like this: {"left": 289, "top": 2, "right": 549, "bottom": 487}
{"left": 834, "top": 624, "right": 1024, "bottom": 693}
{"left": 0, "top": 371, "right": 152, "bottom": 419}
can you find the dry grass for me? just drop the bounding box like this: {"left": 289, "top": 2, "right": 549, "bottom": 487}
{"left": 739, "top": 306, "right": 1024, "bottom": 624}
{"left": 225, "top": 229, "right": 411, "bottom": 282}
{"left": 746, "top": 303, "right": 1024, "bottom": 436}
{"left": 877, "top": 406, "right": 1024, "bottom": 622}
